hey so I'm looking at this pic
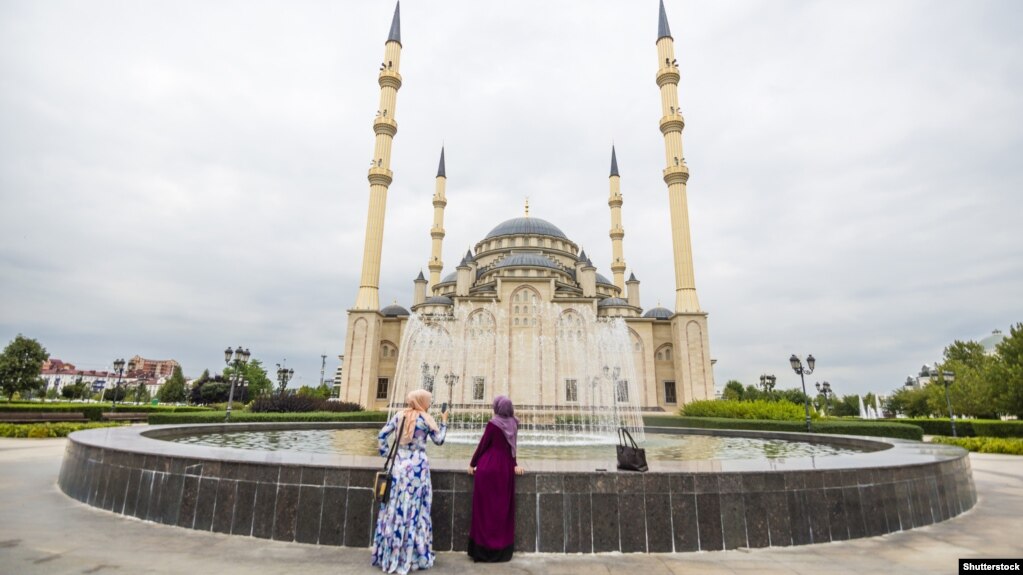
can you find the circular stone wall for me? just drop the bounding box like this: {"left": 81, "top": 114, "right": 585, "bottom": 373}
{"left": 58, "top": 422, "right": 976, "bottom": 553}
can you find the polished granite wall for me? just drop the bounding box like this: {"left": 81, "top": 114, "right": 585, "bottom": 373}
{"left": 58, "top": 427, "right": 976, "bottom": 553}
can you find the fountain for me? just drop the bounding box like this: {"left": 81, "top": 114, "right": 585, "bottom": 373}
{"left": 387, "top": 304, "right": 644, "bottom": 445}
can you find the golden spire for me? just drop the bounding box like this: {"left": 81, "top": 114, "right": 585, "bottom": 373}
{"left": 524, "top": 197, "right": 530, "bottom": 217}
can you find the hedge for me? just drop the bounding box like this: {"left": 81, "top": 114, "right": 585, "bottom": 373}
{"left": 147, "top": 410, "right": 390, "bottom": 425}
{"left": 970, "top": 420, "right": 1023, "bottom": 438}
{"left": 643, "top": 415, "right": 923, "bottom": 441}
{"left": 870, "top": 419, "right": 1023, "bottom": 438}
{"left": 0, "top": 402, "right": 212, "bottom": 421}
{"left": 0, "top": 422, "right": 125, "bottom": 438}
{"left": 681, "top": 399, "right": 812, "bottom": 421}
{"left": 930, "top": 436, "right": 1023, "bottom": 456}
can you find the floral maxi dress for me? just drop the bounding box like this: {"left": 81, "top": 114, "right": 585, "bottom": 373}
{"left": 371, "top": 414, "right": 447, "bottom": 574}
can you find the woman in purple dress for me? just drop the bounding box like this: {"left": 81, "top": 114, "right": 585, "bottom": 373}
{"left": 467, "top": 395, "right": 524, "bottom": 562}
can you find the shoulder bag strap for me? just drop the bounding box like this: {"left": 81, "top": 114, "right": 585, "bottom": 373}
{"left": 383, "top": 417, "right": 404, "bottom": 472}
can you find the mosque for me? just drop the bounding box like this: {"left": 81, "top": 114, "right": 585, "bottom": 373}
{"left": 339, "top": 2, "right": 716, "bottom": 413}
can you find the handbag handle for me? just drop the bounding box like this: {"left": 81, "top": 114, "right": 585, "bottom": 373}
{"left": 383, "top": 417, "right": 404, "bottom": 472}
{"left": 618, "top": 426, "right": 639, "bottom": 449}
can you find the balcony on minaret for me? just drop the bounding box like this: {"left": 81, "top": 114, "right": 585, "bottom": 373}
{"left": 377, "top": 69, "right": 402, "bottom": 90}
{"left": 367, "top": 166, "right": 393, "bottom": 186}
{"left": 659, "top": 114, "right": 685, "bottom": 135}
{"left": 373, "top": 116, "right": 398, "bottom": 137}
{"left": 656, "top": 67, "right": 680, "bottom": 87}
{"left": 662, "top": 164, "right": 689, "bottom": 185}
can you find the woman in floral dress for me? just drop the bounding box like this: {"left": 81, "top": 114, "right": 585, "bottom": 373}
{"left": 371, "top": 389, "right": 448, "bottom": 574}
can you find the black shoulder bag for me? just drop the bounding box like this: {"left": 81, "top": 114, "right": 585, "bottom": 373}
{"left": 374, "top": 417, "right": 404, "bottom": 504}
{"left": 616, "top": 427, "right": 648, "bottom": 472}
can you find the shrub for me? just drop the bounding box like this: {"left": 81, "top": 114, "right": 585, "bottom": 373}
{"left": 644, "top": 415, "right": 923, "bottom": 440}
{"left": 680, "top": 399, "right": 812, "bottom": 421}
{"left": 886, "top": 418, "right": 976, "bottom": 437}
{"left": 248, "top": 395, "right": 363, "bottom": 413}
{"left": 970, "top": 420, "right": 1023, "bottom": 438}
{"left": 147, "top": 410, "right": 387, "bottom": 425}
{"left": 0, "top": 421, "right": 125, "bottom": 438}
{"left": 931, "top": 436, "right": 1023, "bottom": 455}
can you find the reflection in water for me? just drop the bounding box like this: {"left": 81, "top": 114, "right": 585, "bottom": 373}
{"left": 171, "top": 429, "right": 861, "bottom": 461}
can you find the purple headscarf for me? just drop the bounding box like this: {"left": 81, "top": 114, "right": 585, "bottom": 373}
{"left": 490, "top": 395, "right": 519, "bottom": 457}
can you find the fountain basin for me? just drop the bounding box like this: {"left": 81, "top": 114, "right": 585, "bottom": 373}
{"left": 58, "top": 422, "right": 976, "bottom": 553}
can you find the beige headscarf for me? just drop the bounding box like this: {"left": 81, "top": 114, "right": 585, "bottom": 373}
{"left": 399, "top": 389, "right": 439, "bottom": 444}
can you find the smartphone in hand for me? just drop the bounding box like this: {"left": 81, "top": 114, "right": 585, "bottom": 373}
{"left": 440, "top": 402, "right": 449, "bottom": 414}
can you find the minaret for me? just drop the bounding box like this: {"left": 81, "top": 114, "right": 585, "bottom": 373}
{"left": 608, "top": 145, "right": 627, "bottom": 291}
{"left": 341, "top": 2, "right": 403, "bottom": 407}
{"left": 655, "top": 0, "right": 715, "bottom": 404}
{"left": 354, "top": 2, "right": 403, "bottom": 311}
{"left": 427, "top": 147, "right": 447, "bottom": 290}
{"left": 656, "top": 0, "right": 700, "bottom": 314}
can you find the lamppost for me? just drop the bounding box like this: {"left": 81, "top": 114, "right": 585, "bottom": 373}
{"left": 276, "top": 363, "right": 294, "bottom": 396}
{"left": 111, "top": 358, "right": 136, "bottom": 408}
{"left": 789, "top": 354, "right": 816, "bottom": 432}
{"left": 815, "top": 381, "right": 833, "bottom": 416}
{"left": 905, "top": 376, "right": 916, "bottom": 388}
{"left": 759, "top": 374, "right": 777, "bottom": 394}
{"left": 224, "top": 346, "right": 250, "bottom": 421}
{"left": 930, "top": 367, "right": 957, "bottom": 437}
{"left": 421, "top": 362, "right": 439, "bottom": 393}
{"left": 443, "top": 371, "right": 459, "bottom": 406}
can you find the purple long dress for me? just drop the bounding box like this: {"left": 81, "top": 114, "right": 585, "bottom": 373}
{"left": 467, "top": 421, "right": 516, "bottom": 562}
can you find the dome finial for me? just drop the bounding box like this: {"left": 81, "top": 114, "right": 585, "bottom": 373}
{"left": 524, "top": 196, "right": 530, "bottom": 217}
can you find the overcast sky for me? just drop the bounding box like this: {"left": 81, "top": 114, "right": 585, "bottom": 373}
{"left": 1, "top": 1, "right": 1021, "bottom": 398}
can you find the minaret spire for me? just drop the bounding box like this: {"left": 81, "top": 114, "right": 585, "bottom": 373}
{"left": 657, "top": 0, "right": 672, "bottom": 41}
{"left": 608, "top": 145, "right": 627, "bottom": 291}
{"left": 353, "top": 1, "right": 404, "bottom": 310}
{"left": 428, "top": 146, "right": 447, "bottom": 289}
{"left": 655, "top": 1, "right": 699, "bottom": 313}
{"left": 387, "top": 2, "right": 401, "bottom": 45}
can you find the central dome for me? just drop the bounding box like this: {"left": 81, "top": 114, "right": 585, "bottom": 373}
{"left": 484, "top": 217, "right": 568, "bottom": 240}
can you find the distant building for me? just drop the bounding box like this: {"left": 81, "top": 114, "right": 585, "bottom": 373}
{"left": 128, "top": 356, "right": 180, "bottom": 379}
{"left": 41, "top": 359, "right": 115, "bottom": 395}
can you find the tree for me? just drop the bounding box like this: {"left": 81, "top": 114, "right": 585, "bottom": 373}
{"left": 0, "top": 335, "right": 49, "bottom": 401}
{"left": 885, "top": 386, "right": 932, "bottom": 418}
{"left": 828, "top": 394, "right": 860, "bottom": 417}
{"left": 297, "top": 384, "right": 331, "bottom": 400}
{"left": 990, "top": 322, "right": 1023, "bottom": 418}
{"left": 158, "top": 366, "right": 188, "bottom": 403}
{"left": 132, "top": 382, "right": 151, "bottom": 404}
{"left": 222, "top": 359, "right": 272, "bottom": 398}
{"left": 103, "top": 386, "right": 127, "bottom": 402}
{"left": 722, "top": 380, "right": 744, "bottom": 401}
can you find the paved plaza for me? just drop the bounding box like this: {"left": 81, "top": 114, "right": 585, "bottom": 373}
{"left": 0, "top": 437, "right": 1019, "bottom": 575}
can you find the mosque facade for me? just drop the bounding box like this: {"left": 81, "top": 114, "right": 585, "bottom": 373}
{"left": 339, "top": 2, "right": 716, "bottom": 413}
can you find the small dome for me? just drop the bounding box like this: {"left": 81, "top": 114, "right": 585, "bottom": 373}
{"left": 439, "top": 272, "right": 457, "bottom": 284}
{"left": 424, "top": 296, "right": 453, "bottom": 306}
{"left": 380, "top": 304, "right": 409, "bottom": 317}
{"left": 491, "top": 253, "right": 564, "bottom": 271}
{"left": 597, "top": 297, "right": 630, "bottom": 308}
{"left": 643, "top": 306, "right": 673, "bottom": 319}
{"left": 596, "top": 273, "right": 615, "bottom": 286}
{"left": 980, "top": 329, "right": 1006, "bottom": 353}
{"left": 484, "top": 217, "right": 568, "bottom": 240}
